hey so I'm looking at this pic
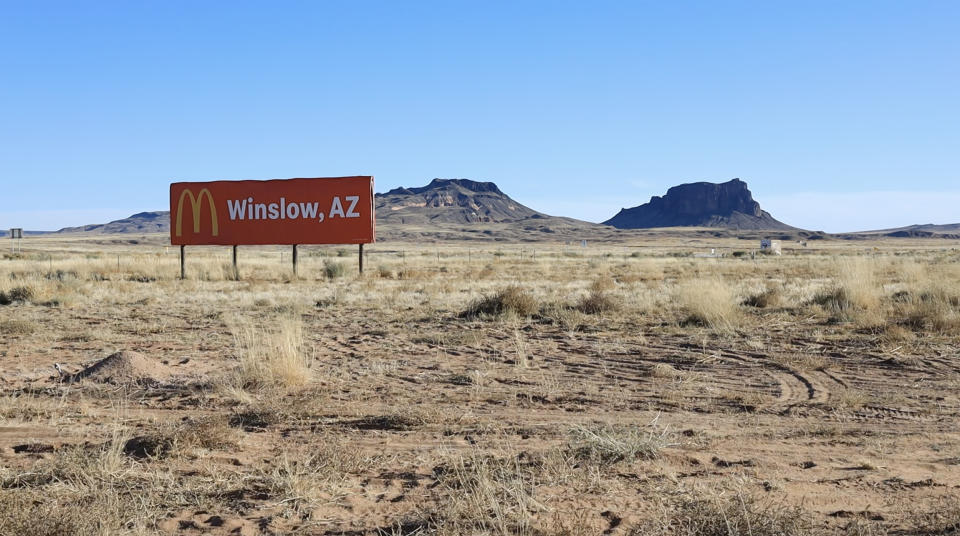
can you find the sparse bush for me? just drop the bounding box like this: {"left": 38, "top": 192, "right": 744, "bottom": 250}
{"left": 676, "top": 278, "right": 741, "bottom": 332}
{"left": 0, "top": 319, "right": 35, "bottom": 336}
{"left": 743, "top": 286, "right": 782, "bottom": 308}
{"left": 811, "top": 287, "right": 853, "bottom": 315}
{"left": 323, "top": 260, "right": 346, "bottom": 279}
{"left": 649, "top": 363, "right": 682, "bottom": 379}
{"left": 431, "top": 451, "right": 538, "bottom": 534}
{"left": 568, "top": 421, "right": 673, "bottom": 466}
{"left": 588, "top": 275, "right": 616, "bottom": 292}
{"left": 576, "top": 290, "right": 619, "bottom": 314}
{"left": 226, "top": 315, "right": 311, "bottom": 391}
{"left": 462, "top": 286, "right": 538, "bottom": 319}
{"left": 641, "top": 491, "right": 815, "bottom": 536}
{"left": 0, "top": 285, "right": 35, "bottom": 305}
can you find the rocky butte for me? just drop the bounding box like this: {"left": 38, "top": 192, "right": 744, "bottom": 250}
{"left": 603, "top": 178, "right": 794, "bottom": 230}
{"left": 375, "top": 178, "right": 543, "bottom": 224}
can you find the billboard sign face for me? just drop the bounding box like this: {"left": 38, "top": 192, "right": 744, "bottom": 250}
{"left": 170, "top": 176, "right": 374, "bottom": 246}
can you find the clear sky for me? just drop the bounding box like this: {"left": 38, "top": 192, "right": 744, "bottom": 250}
{"left": 2, "top": 1, "right": 957, "bottom": 232}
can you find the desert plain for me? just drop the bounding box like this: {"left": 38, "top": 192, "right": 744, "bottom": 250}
{"left": 1, "top": 232, "right": 959, "bottom": 535}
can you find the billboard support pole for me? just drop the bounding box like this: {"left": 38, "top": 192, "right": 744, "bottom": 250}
{"left": 232, "top": 245, "right": 239, "bottom": 280}
{"left": 292, "top": 245, "right": 298, "bottom": 277}
{"left": 180, "top": 245, "right": 185, "bottom": 280}
{"left": 358, "top": 244, "right": 364, "bottom": 274}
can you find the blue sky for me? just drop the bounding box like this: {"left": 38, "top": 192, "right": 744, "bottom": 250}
{"left": 1, "top": 1, "right": 957, "bottom": 232}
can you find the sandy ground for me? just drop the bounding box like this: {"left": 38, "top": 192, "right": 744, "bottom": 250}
{"left": 1, "top": 234, "right": 958, "bottom": 535}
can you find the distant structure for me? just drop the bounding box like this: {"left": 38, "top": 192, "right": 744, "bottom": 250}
{"left": 694, "top": 248, "right": 724, "bottom": 258}
{"left": 9, "top": 228, "right": 22, "bottom": 254}
{"left": 760, "top": 239, "right": 782, "bottom": 255}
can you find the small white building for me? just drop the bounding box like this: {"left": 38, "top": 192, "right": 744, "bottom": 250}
{"left": 760, "top": 239, "right": 782, "bottom": 255}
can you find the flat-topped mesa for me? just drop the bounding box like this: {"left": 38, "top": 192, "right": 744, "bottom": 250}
{"left": 604, "top": 178, "right": 794, "bottom": 230}
{"left": 376, "top": 178, "right": 540, "bottom": 224}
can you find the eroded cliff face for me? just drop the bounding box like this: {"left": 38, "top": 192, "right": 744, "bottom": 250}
{"left": 604, "top": 178, "right": 794, "bottom": 230}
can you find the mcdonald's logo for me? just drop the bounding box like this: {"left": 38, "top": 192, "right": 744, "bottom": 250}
{"left": 175, "top": 188, "right": 219, "bottom": 237}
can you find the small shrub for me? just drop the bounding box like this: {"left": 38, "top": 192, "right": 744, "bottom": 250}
{"left": 0, "top": 286, "right": 35, "bottom": 305}
{"left": 644, "top": 491, "right": 815, "bottom": 536}
{"left": 0, "top": 319, "right": 35, "bottom": 336}
{"left": 226, "top": 315, "right": 311, "bottom": 391}
{"left": 588, "top": 275, "right": 616, "bottom": 292}
{"left": 461, "top": 286, "right": 538, "bottom": 319}
{"left": 811, "top": 287, "right": 853, "bottom": 315}
{"left": 743, "top": 286, "right": 782, "bottom": 308}
{"left": 649, "top": 363, "right": 682, "bottom": 379}
{"left": 576, "top": 290, "right": 619, "bottom": 314}
{"left": 676, "top": 278, "right": 740, "bottom": 332}
{"left": 568, "top": 421, "right": 673, "bottom": 466}
{"left": 323, "top": 260, "right": 346, "bottom": 279}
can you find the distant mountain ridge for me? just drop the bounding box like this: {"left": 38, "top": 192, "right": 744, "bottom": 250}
{"left": 55, "top": 211, "right": 170, "bottom": 234}
{"left": 38, "top": 177, "right": 960, "bottom": 239}
{"left": 846, "top": 223, "right": 960, "bottom": 239}
{"left": 604, "top": 178, "right": 794, "bottom": 230}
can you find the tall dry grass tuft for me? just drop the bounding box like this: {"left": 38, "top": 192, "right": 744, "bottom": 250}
{"left": 568, "top": 418, "right": 674, "bottom": 467}
{"left": 226, "top": 314, "right": 311, "bottom": 392}
{"left": 432, "top": 450, "right": 539, "bottom": 535}
{"left": 640, "top": 489, "right": 815, "bottom": 536}
{"left": 461, "top": 286, "right": 539, "bottom": 319}
{"left": 675, "top": 278, "right": 741, "bottom": 332}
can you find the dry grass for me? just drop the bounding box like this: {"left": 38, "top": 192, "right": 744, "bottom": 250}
{"left": 2, "top": 237, "right": 960, "bottom": 534}
{"left": 568, "top": 419, "right": 674, "bottom": 466}
{"left": 576, "top": 290, "right": 620, "bottom": 314}
{"left": 432, "top": 450, "right": 540, "bottom": 535}
{"left": 462, "top": 286, "right": 539, "bottom": 319}
{"left": 640, "top": 489, "right": 815, "bottom": 536}
{"left": 676, "top": 278, "right": 741, "bottom": 331}
{"left": 225, "top": 314, "right": 312, "bottom": 392}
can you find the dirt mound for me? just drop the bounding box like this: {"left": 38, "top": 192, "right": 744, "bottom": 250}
{"left": 74, "top": 350, "right": 171, "bottom": 385}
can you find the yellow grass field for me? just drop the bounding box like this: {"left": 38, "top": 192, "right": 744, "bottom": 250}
{"left": 1, "top": 233, "right": 959, "bottom": 535}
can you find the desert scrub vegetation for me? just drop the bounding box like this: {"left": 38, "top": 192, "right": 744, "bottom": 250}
{"left": 323, "top": 259, "right": 347, "bottom": 279}
{"left": 0, "top": 284, "right": 35, "bottom": 305}
{"left": 567, "top": 420, "right": 674, "bottom": 467}
{"left": 0, "top": 319, "right": 35, "bottom": 336}
{"left": 431, "top": 450, "right": 540, "bottom": 535}
{"left": 742, "top": 285, "right": 783, "bottom": 309}
{"left": 461, "top": 285, "right": 539, "bottom": 319}
{"left": 576, "top": 290, "right": 620, "bottom": 314}
{"left": 224, "top": 314, "right": 312, "bottom": 393}
{"left": 639, "top": 490, "right": 815, "bottom": 536}
{"left": 675, "top": 277, "right": 741, "bottom": 332}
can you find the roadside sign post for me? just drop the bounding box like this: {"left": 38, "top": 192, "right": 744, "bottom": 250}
{"left": 179, "top": 245, "right": 186, "bottom": 279}
{"left": 292, "top": 244, "right": 298, "bottom": 277}
{"left": 169, "top": 176, "right": 375, "bottom": 280}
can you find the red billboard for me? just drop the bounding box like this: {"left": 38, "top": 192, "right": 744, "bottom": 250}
{"left": 170, "top": 176, "right": 375, "bottom": 246}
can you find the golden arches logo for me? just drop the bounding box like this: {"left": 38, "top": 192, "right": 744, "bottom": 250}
{"left": 175, "top": 188, "right": 219, "bottom": 237}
